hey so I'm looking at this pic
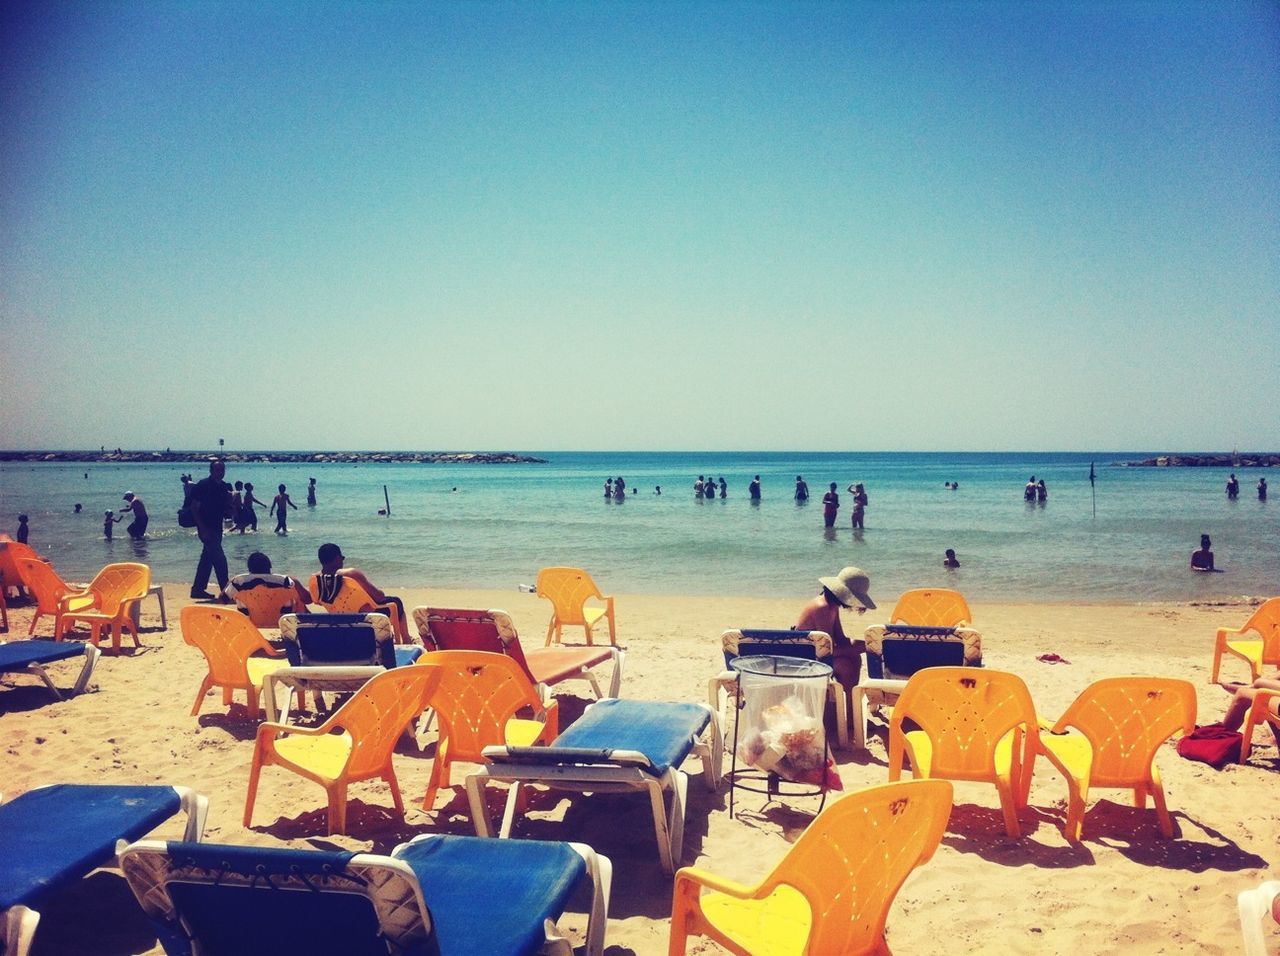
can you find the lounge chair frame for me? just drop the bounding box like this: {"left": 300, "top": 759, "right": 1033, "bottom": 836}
{"left": 0, "top": 639, "right": 100, "bottom": 700}
{"left": 467, "top": 700, "right": 722, "bottom": 875}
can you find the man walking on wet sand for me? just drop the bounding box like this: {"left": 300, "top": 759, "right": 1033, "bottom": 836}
{"left": 189, "top": 458, "right": 233, "bottom": 600}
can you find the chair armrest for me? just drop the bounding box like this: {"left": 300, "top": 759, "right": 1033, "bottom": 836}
{"left": 673, "top": 866, "right": 759, "bottom": 901}
{"left": 542, "top": 698, "right": 560, "bottom": 739}
{"left": 1216, "top": 625, "right": 1251, "bottom": 641}
{"left": 255, "top": 719, "right": 327, "bottom": 742}
{"left": 58, "top": 590, "right": 101, "bottom": 613}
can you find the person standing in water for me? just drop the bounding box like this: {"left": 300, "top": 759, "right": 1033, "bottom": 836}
{"left": 794, "top": 475, "right": 809, "bottom": 501}
{"left": 749, "top": 475, "right": 761, "bottom": 500}
{"left": 848, "top": 482, "right": 867, "bottom": 530}
{"left": 16, "top": 514, "right": 29, "bottom": 544}
{"left": 1260, "top": 477, "right": 1269, "bottom": 501}
{"left": 240, "top": 482, "right": 267, "bottom": 532}
{"left": 1190, "top": 534, "right": 1220, "bottom": 572}
{"left": 822, "top": 482, "right": 840, "bottom": 528}
{"left": 270, "top": 484, "right": 297, "bottom": 535}
{"left": 121, "top": 491, "right": 148, "bottom": 539}
{"left": 1226, "top": 474, "right": 1239, "bottom": 499}
{"left": 307, "top": 477, "right": 317, "bottom": 506}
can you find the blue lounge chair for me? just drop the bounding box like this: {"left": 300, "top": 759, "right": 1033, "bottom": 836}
{"left": 264, "top": 612, "right": 426, "bottom": 721}
{"left": 120, "top": 833, "right": 611, "bottom": 956}
{"left": 0, "top": 639, "right": 99, "bottom": 700}
{"left": 467, "top": 698, "right": 722, "bottom": 874}
{"left": 0, "top": 784, "right": 208, "bottom": 956}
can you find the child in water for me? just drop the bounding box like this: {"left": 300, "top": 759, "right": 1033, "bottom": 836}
{"left": 944, "top": 548, "right": 960, "bottom": 568}
{"left": 16, "top": 514, "right": 29, "bottom": 544}
{"left": 103, "top": 510, "right": 122, "bottom": 540}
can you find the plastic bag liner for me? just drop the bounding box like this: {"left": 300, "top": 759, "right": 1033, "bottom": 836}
{"left": 732, "top": 656, "right": 830, "bottom": 783}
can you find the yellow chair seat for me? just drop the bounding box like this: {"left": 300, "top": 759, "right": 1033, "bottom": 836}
{"left": 903, "top": 728, "right": 1017, "bottom": 782}
{"left": 1226, "top": 639, "right": 1264, "bottom": 672}
{"left": 246, "top": 656, "right": 288, "bottom": 688}
{"left": 506, "top": 718, "right": 548, "bottom": 747}
{"left": 274, "top": 732, "right": 353, "bottom": 781}
{"left": 696, "top": 883, "right": 812, "bottom": 956}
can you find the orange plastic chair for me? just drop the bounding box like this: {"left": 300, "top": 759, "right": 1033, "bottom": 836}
{"left": 888, "top": 588, "right": 973, "bottom": 627}
{"left": 308, "top": 573, "right": 408, "bottom": 642}
{"left": 1032, "top": 677, "right": 1196, "bottom": 840}
{"left": 669, "top": 779, "right": 952, "bottom": 956}
{"left": 181, "top": 605, "right": 289, "bottom": 719}
{"left": 57, "top": 562, "right": 151, "bottom": 654}
{"left": 1240, "top": 689, "right": 1280, "bottom": 764}
{"left": 233, "top": 585, "right": 307, "bottom": 629}
{"left": 0, "top": 540, "right": 42, "bottom": 601}
{"left": 1211, "top": 598, "right": 1280, "bottom": 683}
{"left": 244, "top": 664, "right": 443, "bottom": 835}
{"left": 888, "top": 668, "right": 1038, "bottom": 838}
{"left": 17, "top": 556, "right": 91, "bottom": 637}
{"left": 419, "top": 650, "right": 558, "bottom": 812}
{"left": 536, "top": 567, "right": 617, "bottom": 646}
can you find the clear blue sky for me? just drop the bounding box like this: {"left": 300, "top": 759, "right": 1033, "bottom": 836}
{"left": 2, "top": 1, "right": 1276, "bottom": 452}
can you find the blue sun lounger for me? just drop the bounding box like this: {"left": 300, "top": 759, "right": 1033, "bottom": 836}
{"left": 467, "top": 698, "right": 722, "bottom": 874}
{"left": 120, "top": 833, "right": 611, "bottom": 956}
{"left": 0, "top": 639, "right": 100, "bottom": 700}
{"left": 0, "top": 784, "right": 208, "bottom": 956}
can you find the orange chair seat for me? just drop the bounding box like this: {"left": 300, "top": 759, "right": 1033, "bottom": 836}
{"left": 524, "top": 646, "right": 616, "bottom": 687}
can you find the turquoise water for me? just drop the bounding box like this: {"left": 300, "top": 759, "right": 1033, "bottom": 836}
{"left": 1, "top": 452, "right": 1275, "bottom": 602}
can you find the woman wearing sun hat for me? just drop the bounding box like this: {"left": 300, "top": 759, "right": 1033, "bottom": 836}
{"left": 794, "top": 566, "right": 876, "bottom": 689}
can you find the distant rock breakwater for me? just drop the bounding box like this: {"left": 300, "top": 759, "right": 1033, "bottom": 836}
{"left": 0, "top": 450, "right": 548, "bottom": 465}
{"left": 1123, "top": 453, "right": 1278, "bottom": 467}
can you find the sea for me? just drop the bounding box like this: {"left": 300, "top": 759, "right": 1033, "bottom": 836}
{"left": 1, "top": 452, "right": 1275, "bottom": 604}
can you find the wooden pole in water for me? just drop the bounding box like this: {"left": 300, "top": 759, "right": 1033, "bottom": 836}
{"left": 383, "top": 485, "right": 391, "bottom": 516}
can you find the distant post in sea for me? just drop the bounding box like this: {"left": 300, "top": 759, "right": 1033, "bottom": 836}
{"left": 383, "top": 484, "right": 391, "bottom": 516}
{"left": 1089, "top": 461, "right": 1096, "bottom": 518}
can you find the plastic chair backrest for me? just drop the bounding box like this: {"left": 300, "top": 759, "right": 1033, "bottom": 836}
{"left": 891, "top": 668, "right": 1036, "bottom": 779}
{"left": 536, "top": 567, "right": 604, "bottom": 627}
{"left": 760, "top": 779, "right": 952, "bottom": 953}
{"left": 16, "top": 557, "right": 73, "bottom": 615}
{"left": 413, "top": 608, "right": 536, "bottom": 683}
{"left": 419, "top": 650, "right": 546, "bottom": 763}
{"left": 0, "top": 541, "right": 41, "bottom": 590}
{"left": 85, "top": 563, "right": 151, "bottom": 615}
{"left": 181, "top": 605, "right": 273, "bottom": 686}
{"left": 331, "top": 665, "right": 442, "bottom": 778}
{"left": 311, "top": 575, "right": 379, "bottom": 615}
{"left": 1052, "top": 677, "right": 1197, "bottom": 786}
{"left": 890, "top": 589, "right": 972, "bottom": 627}
{"left": 1239, "top": 598, "right": 1280, "bottom": 660}
{"left": 235, "top": 586, "right": 302, "bottom": 628}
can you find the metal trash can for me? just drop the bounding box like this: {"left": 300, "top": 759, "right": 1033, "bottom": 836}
{"left": 727, "top": 654, "right": 832, "bottom": 815}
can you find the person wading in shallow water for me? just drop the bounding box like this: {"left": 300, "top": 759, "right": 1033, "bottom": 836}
{"left": 190, "top": 458, "right": 233, "bottom": 601}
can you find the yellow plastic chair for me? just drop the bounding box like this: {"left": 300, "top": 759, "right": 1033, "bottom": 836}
{"left": 1211, "top": 598, "right": 1280, "bottom": 683}
{"left": 888, "top": 588, "right": 973, "bottom": 627}
{"left": 244, "top": 664, "right": 443, "bottom": 835}
{"left": 536, "top": 566, "right": 617, "bottom": 646}
{"left": 1240, "top": 689, "right": 1280, "bottom": 764}
{"left": 17, "top": 556, "right": 91, "bottom": 637}
{"left": 57, "top": 562, "right": 151, "bottom": 655}
{"left": 234, "top": 585, "right": 306, "bottom": 629}
{"left": 668, "top": 779, "right": 953, "bottom": 956}
{"left": 181, "top": 605, "right": 289, "bottom": 719}
{"left": 419, "top": 650, "right": 558, "bottom": 812}
{"left": 308, "top": 573, "right": 408, "bottom": 642}
{"left": 887, "top": 668, "right": 1038, "bottom": 838}
{"left": 1032, "top": 676, "right": 1196, "bottom": 840}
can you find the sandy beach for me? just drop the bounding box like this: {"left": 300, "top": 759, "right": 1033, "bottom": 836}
{"left": 2, "top": 586, "right": 1277, "bottom": 955}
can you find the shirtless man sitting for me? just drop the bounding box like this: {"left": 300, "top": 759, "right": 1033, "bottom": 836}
{"left": 310, "top": 542, "right": 409, "bottom": 641}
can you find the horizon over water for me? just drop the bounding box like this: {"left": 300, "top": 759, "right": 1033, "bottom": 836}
{"left": 2, "top": 451, "right": 1275, "bottom": 605}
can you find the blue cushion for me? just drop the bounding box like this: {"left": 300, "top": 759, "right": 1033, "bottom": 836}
{"left": 394, "top": 645, "right": 425, "bottom": 667}
{"left": 0, "top": 784, "right": 180, "bottom": 910}
{"left": 551, "top": 698, "right": 710, "bottom": 777}
{"left": 0, "top": 639, "right": 84, "bottom": 672}
{"left": 394, "top": 835, "right": 585, "bottom": 956}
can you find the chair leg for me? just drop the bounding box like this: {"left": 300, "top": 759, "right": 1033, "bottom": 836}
{"left": 245, "top": 687, "right": 260, "bottom": 721}
{"left": 422, "top": 748, "right": 449, "bottom": 811}
{"left": 995, "top": 775, "right": 1022, "bottom": 839}
{"left": 191, "top": 676, "right": 214, "bottom": 716}
{"left": 1149, "top": 767, "right": 1173, "bottom": 837}
{"left": 1211, "top": 639, "right": 1225, "bottom": 683}
{"left": 386, "top": 766, "right": 405, "bottom": 817}
{"left": 327, "top": 782, "right": 348, "bottom": 835}
{"left": 27, "top": 611, "right": 40, "bottom": 636}
{"left": 244, "top": 744, "right": 266, "bottom": 827}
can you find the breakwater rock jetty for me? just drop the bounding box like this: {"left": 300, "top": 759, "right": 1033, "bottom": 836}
{"left": 0, "top": 450, "right": 547, "bottom": 465}
{"left": 1122, "top": 453, "right": 1279, "bottom": 467}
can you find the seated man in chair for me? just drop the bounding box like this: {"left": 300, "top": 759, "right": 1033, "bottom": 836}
{"left": 310, "top": 542, "right": 410, "bottom": 641}
{"left": 225, "top": 551, "right": 313, "bottom": 621}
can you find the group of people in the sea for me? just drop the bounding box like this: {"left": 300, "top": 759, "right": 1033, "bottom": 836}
{"left": 1023, "top": 475, "right": 1048, "bottom": 502}
{"left": 1225, "top": 472, "right": 1267, "bottom": 501}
